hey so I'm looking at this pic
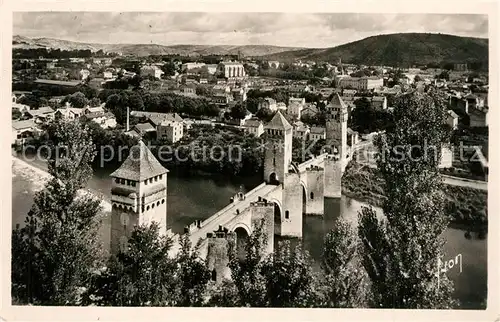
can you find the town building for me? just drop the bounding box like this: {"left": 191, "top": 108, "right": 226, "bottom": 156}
{"left": 288, "top": 97, "right": 306, "bottom": 119}
{"left": 446, "top": 110, "right": 459, "bottom": 130}
{"left": 181, "top": 84, "right": 197, "bottom": 96}
{"left": 243, "top": 118, "right": 264, "bottom": 137}
{"left": 55, "top": 107, "right": 84, "bottom": 121}
{"left": 141, "top": 65, "right": 164, "bottom": 79}
{"left": 12, "top": 119, "right": 40, "bottom": 145}
{"left": 293, "top": 121, "right": 309, "bottom": 140}
{"left": 25, "top": 106, "right": 55, "bottom": 123}
{"left": 217, "top": 62, "right": 246, "bottom": 79}
{"left": 12, "top": 102, "right": 30, "bottom": 114}
{"left": 82, "top": 111, "right": 117, "bottom": 129}
{"left": 157, "top": 119, "right": 184, "bottom": 143}
{"left": 469, "top": 106, "right": 489, "bottom": 128}
{"left": 181, "top": 62, "right": 206, "bottom": 72}
{"left": 212, "top": 93, "right": 234, "bottom": 106}
{"left": 80, "top": 69, "right": 90, "bottom": 80}
{"left": 103, "top": 71, "right": 114, "bottom": 79}
{"left": 309, "top": 126, "right": 326, "bottom": 141}
{"left": 258, "top": 97, "right": 277, "bottom": 111}
{"left": 338, "top": 76, "right": 384, "bottom": 90}
{"left": 301, "top": 104, "right": 319, "bottom": 118}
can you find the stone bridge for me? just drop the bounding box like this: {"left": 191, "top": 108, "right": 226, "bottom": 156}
{"left": 179, "top": 151, "right": 342, "bottom": 282}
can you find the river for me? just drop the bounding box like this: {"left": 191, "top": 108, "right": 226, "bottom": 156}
{"left": 11, "top": 153, "right": 487, "bottom": 309}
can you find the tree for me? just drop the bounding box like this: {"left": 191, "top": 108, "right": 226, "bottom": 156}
{"left": 230, "top": 103, "right": 248, "bottom": 120}
{"left": 89, "top": 97, "right": 101, "bottom": 107}
{"left": 84, "top": 223, "right": 176, "bottom": 306}
{"left": 174, "top": 234, "right": 211, "bottom": 306}
{"left": 128, "top": 92, "right": 145, "bottom": 111}
{"left": 322, "top": 220, "right": 369, "bottom": 308}
{"left": 349, "top": 97, "right": 374, "bottom": 134}
{"left": 261, "top": 241, "right": 321, "bottom": 307}
{"left": 414, "top": 75, "right": 423, "bottom": 82}
{"left": 64, "top": 91, "right": 89, "bottom": 109}
{"left": 357, "top": 91, "right": 457, "bottom": 308}
{"left": 227, "top": 219, "right": 268, "bottom": 307}
{"left": 437, "top": 70, "right": 450, "bottom": 81}
{"left": 11, "top": 119, "right": 103, "bottom": 305}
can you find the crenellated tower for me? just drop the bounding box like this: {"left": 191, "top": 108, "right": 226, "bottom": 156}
{"left": 263, "top": 111, "right": 293, "bottom": 185}
{"left": 109, "top": 140, "right": 169, "bottom": 254}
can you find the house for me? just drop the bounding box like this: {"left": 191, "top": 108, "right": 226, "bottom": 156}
{"left": 80, "top": 69, "right": 90, "bottom": 80}
{"left": 343, "top": 89, "right": 357, "bottom": 96}
{"left": 34, "top": 79, "right": 81, "bottom": 89}
{"left": 258, "top": 97, "right": 277, "bottom": 111}
{"left": 103, "top": 71, "right": 114, "bottom": 79}
{"left": 212, "top": 93, "right": 234, "bottom": 106}
{"left": 25, "top": 106, "right": 55, "bottom": 123}
{"left": 439, "top": 145, "right": 453, "bottom": 168}
{"left": 12, "top": 119, "right": 39, "bottom": 145}
{"left": 182, "top": 84, "right": 197, "bottom": 95}
{"left": 370, "top": 96, "right": 388, "bottom": 110}
{"left": 204, "top": 64, "right": 218, "bottom": 75}
{"left": 309, "top": 126, "right": 326, "bottom": 141}
{"left": 338, "top": 76, "right": 384, "bottom": 90}
{"left": 243, "top": 118, "right": 264, "bottom": 137}
{"left": 84, "top": 105, "right": 105, "bottom": 115}
{"left": 213, "top": 84, "right": 231, "bottom": 94}
{"left": 469, "top": 107, "right": 489, "bottom": 128}
{"left": 46, "top": 62, "right": 56, "bottom": 69}
{"left": 293, "top": 121, "right": 309, "bottom": 140}
{"left": 288, "top": 97, "right": 305, "bottom": 119}
{"left": 12, "top": 103, "right": 30, "bottom": 113}
{"left": 55, "top": 107, "right": 84, "bottom": 121}
{"left": 231, "top": 87, "right": 247, "bottom": 102}
{"left": 157, "top": 119, "right": 184, "bottom": 143}
{"left": 132, "top": 122, "right": 156, "bottom": 136}
{"left": 83, "top": 112, "right": 117, "bottom": 129}
{"left": 301, "top": 104, "right": 319, "bottom": 118}
{"left": 141, "top": 65, "right": 164, "bottom": 79}
{"left": 199, "top": 78, "right": 208, "bottom": 84}
{"left": 446, "top": 110, "right": 459, "bottom": 130}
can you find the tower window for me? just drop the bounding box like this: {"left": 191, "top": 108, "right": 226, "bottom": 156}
{"left": 146, "top": 206, "right": 150, "bottom": 211}
{"left": 149, "top": 178, "right": 153, "bottom": 184}
{"left": 115, "top": 178, "right": 120, "bottom": 184}
{"left": 131, "top": 181, "right": 136, "bottom": 187}
{"left": 155, "top": 176, "right": 158, "bottom": 182}
{"left": 310, "top": 192, "right": 314, "bottom": 200}
{"left": 144, "top": 180, "right": 148, "bottom": 185}
{"left": 273, "top": 157, "right": 276, "bottom": 166}
{"left": 159, "top": 175, "right": 162, "bottom": 180}
{"left": 162, "top": 199, "right": 165, "bottom": 204}
{"left": 285, "top": 210, "right": 290, "bottom": 219}
{"left": 152, "top": 204, "right": 155, "bottom": 209}
{"left": 157, "top": 201, "right": 160, "bottom": 206}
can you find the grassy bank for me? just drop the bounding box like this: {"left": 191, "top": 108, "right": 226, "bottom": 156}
{"left": 342, "top": 161, "right": 488, "bottom": 229}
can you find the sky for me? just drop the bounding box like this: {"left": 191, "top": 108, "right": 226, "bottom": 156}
{"left": 13, "top": 12, "right": 488, "bottom": 48}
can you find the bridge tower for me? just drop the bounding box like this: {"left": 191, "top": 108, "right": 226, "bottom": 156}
{"left": 109, "top": 140, "right": 169, "bottom": 255}
{"left": 324, "top": 94, "right": 348, "bottom": 198}
{"left": 263, "top": 111, "right": 293, "bottom": 185}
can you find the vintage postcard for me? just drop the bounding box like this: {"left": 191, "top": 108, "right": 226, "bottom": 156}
{"left": 1, "top": 0, "right": 498, "bottom": 321}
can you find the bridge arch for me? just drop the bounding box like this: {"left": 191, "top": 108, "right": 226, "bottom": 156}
{"left": 300, "top": 180, "right": 307, "bottom": 214}
{"left": 232, "top": 223, "right": 251, "bottom": 260}
{"left": 269, "top": 198, "right": 283, "bottom": 235}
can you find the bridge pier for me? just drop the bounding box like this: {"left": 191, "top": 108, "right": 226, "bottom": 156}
{"left": 302, "top": 165, "right": 325, "bottom": 215}
{"left": 324, "top": 155, "right": 342, "bottom": 199}
{"left": 279, "top": 173, "right": 303, "bottom": 237}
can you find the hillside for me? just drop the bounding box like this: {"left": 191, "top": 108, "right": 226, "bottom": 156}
{"left": 263, "top": 33, "right": 489, "bottom": 67}
{"left": 12, "top": 35, "right": 303, "bottom": 57}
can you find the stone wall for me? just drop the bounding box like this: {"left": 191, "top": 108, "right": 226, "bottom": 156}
{"left": 324, "top": 156, "right": 342, "bottom": 198}
{"left": 281, "top": 173, "right": 303, "bottom": 237}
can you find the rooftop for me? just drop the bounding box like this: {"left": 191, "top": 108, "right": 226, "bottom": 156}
{"left": 34, "top": 79, "right": 81, "bottom": 87}
{"left": 265, "top": 111, "right": 292, "bottom": 131}
{"left": 12, "top": 119, "right": 36, "bottom": 130}
{"left": 27, "top": 106, "right": 55, "bottom": 116}
{"left": 110, "top": 140, "right": 169, "bottom": 181}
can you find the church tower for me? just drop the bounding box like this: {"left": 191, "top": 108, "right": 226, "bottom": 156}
{"left": 109, "top": 140, "right": 169, "bottom": 254}
{"left": 326, "top": 94, "right": 348, "bottom": 164}
{"left": 263, "top": 111, "right": 293, "bottom": 184}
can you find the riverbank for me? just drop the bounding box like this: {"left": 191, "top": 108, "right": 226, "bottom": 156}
{"left": 342, "top": 161, "right": 488, "bottom": 230}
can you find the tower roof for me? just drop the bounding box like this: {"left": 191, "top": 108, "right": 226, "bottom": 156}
{"left": 328, "top": 93, "right": 348, "bottom": 110}
{"left": 265, "top": 111, "right": 292, "bottom": 131}
{"left": 110, "top": 140, "right": 168, "bottom": 181}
